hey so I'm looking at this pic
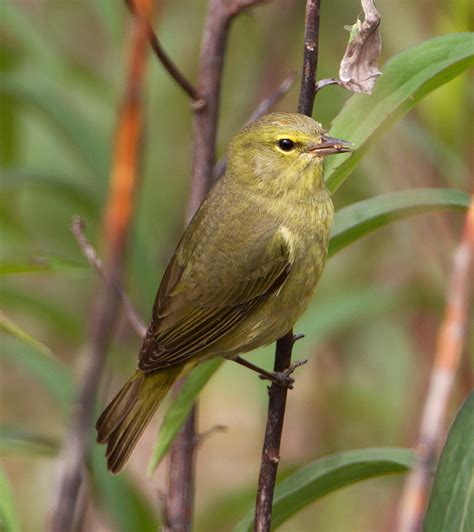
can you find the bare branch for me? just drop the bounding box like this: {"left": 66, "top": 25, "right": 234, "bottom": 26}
{"left": 124, "top": 0, "right": 203, "bottom": 105}
{"left": 396, "top": 198, "right": 474, "bottom": 532}
{"left": 212, "top": 72, "right": 296, "bottom": 182}
{"left": 297, "top": 0, "right": 320, "bottom": 115}
{"left": 50, "top": 3, "right": 152, "bottom": 528}
{"left": 254, "top": 332, "right": 305, "bottom": 530}
{"left": 71, "top": 216, "right": 147, "bottom": 338}
{"left": 338, "top": 0, "right": 382, "bottom": 94}
{"left": 255, "top": 1, "right": 322, "bottom": 529}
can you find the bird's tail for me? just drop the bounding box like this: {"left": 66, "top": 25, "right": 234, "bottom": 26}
{"left": 96, "top": 366, "right": 183, "bottom": 473}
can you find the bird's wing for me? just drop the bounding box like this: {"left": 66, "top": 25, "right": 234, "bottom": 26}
{"left": 138, "top": 215, "right": 293, "bottom": 373}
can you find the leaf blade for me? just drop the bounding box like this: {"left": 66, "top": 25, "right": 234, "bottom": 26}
{"left": 325, "top": 33, "right": 474, "bottom": 193}
{"left": 0, "top": 466, "right": 20, "bottom": 532}
{"left": 235, "top": 448, "right": 416, "bottom": 531}
{"left": 424, "top": 393, "right": 474, "bottom": 532}
{"left": 147, "top": 359, "right": 222, "bottom": 474}
{"left": 328, "top": 188, "right": 470, "bottom": 256}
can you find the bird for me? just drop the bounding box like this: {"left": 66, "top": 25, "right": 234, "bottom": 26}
{"left": 96, "top": 112, "right": 351, "bottom": 473}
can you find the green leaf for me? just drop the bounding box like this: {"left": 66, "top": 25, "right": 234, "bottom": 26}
{"left": 329, "top": 188, "right": 470, "bottom": 256}
{"left": 0, "top": 256, "right": 88, "bottom": 276}
{"left": 325, "top": 33, "right": 474, "bottom": 193}
{"left": 0, "top": 466, "right": 20, "bottom": 532}
{"left": 0, "top": 426, "right": 59, "bottom": 458}
{"left": 1, "top": 168, "right": 100, "bottom": 216}
{"left": 0, "top": 318, "right": 73, "bottom": 407}
{"left": 0, "top": 74, "right": 109, "bottom": 179}
{"left": 147, "top": 359, "right": 222, "bottom": 474}
{"left": 424, "top": 393, "right": 474, "bottom": 532}
{"left": 236, "top": 448, "right": 416, "bottom": 531}
{"left": 0, "top": 311, "right": 58, "bottom": 361}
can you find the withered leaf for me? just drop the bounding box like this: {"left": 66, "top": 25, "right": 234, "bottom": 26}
{"left": 339, "top": 0, "right": 382, "bottom": 94}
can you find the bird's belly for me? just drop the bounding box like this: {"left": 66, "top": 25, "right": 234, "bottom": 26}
{"left": 215, "top": 241, "right": 327, "bottom": 356}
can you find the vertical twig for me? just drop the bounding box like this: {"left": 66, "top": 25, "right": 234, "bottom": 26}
{"left": 254, "top": 1, "right": 321, "bottom": 530}
{"left": 297, "top": 0, "right": 320, "bottom": 115}
{"left": 165, "top": 1, "right": 267, "bottom": 530}
{"left": 396, "top": 198, "right": 474, "bottom": 532}
{"left": 50, "top": 1, "right": 152, "bottom": 529}
{"left": 254, "top": 333, "right": 297, "bottom": 531}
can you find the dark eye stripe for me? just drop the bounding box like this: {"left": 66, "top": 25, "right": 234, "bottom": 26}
{"left": 278, "top": 139, "right": 295, "bottom": 151}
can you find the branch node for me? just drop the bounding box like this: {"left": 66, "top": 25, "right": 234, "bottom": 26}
{"left": 190, "top": 98, "right": 207, "bottom": 112}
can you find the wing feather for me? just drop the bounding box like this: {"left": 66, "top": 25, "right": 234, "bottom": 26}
{"left": 138, "top": 204, "right": 293, "bottom": 372}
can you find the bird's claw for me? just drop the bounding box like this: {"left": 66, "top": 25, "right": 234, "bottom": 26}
{"left": 259, "top": 358, "right": 308, "bottom": 389}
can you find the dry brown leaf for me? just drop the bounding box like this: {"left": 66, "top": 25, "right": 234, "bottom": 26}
{"left": 338, "top": 0, "right": 382, "bottom": 94}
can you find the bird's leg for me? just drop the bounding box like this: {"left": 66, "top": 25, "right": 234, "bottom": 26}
{"left": 232, "top": 355, "right": 307, "bottom": 389}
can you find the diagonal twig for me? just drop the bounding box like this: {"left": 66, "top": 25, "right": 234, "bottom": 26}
{"left": 71, "top": 216, "right": 147, "bottom": 338}
{"left": 124, "top": 0, "right": 203, "bottom": 106}
{"left": 396, "top": 198, "right": 474, "bottom": 532}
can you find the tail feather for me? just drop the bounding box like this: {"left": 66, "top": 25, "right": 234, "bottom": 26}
{"left": 96, "top": 366, "right": 182, "bottom": 474}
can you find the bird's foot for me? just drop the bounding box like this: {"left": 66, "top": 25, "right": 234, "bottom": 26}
{"left": 259, "top": 359, "right": 308, "bottom": 389}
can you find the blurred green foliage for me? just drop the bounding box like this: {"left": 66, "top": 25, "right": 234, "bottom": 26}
{"left": 0, "top": 0, "right": 472, "bottom": 530}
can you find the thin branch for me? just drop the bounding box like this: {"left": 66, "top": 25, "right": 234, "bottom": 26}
{"left": 50, "top": 3, "right": 151, "bottom": 529}
{"left": 164, "top": 1, "right": 268, "bottom": 529}
{"left": 254, "top": 332, "right": 302, "bottom": 531}
{"left": 297, "top": 0, "right": 321, "bottom": 115}
{"left": 71, "top": 216, "right": 147, "bottom": 338}
{"left": 254, "top": 1, "right": 321, "bottom": 530}
{"left": 212, "top": 72, "right": 296, "bottom": 182}
{"left": 396, "top": 198, "right": 474, "bottom": 532}
{"left": 124, "top": 0, "right": 203, "bottom": 105}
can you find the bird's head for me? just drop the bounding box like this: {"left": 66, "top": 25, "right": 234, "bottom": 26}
{"left": 227, "top": 112, "right": 351, "bottom": 197}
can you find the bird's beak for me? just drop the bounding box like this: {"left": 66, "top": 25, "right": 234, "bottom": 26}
{"left": 308, "top": 135, "right": 353, "bottom": 156}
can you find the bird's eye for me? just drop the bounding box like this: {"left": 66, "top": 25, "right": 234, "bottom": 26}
{"left": 278, "top": 138, "right": 295, "bottom": 151}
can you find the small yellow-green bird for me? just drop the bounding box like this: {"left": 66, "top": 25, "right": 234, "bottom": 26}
{"left": 96, "top": 112, "right": 351, "bottom": 473}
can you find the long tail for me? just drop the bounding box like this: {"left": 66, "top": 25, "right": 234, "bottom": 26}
{"left": 96, "top": 366, "right": 183, "bottom": 473}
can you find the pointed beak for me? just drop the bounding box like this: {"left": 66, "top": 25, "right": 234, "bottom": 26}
{"left": 308, "top": 135, "right": 353, "bottom": 156}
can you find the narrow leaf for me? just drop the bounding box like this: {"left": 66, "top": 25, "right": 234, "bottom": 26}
{"left": 0, "top": 466, "right": 20, "bottom": 532}
{"left": 0, "top": 311, "right": 58, "bottom": 361}
{"left": 0, "top": 74, "right": 109, "bottom": 179}
{"left": 1, "top": 168, "right": 100, "bottom": 216}
{"left": 329, "top": 188, "right": 470, "bottom": 256}
{"left": 236, "top": 448, "right": 416, "bottom": 531}
{"left": 1, "top": 326, "right": 73, "bottom": 407}
{"left": 326, "top": 33, "right": 474, "bottom": 193}
{"left": 147, "top": 359, "right": 222, "bottom": 474}
{"left": 0, "top": 426, "right": 58, "bottom": 458}
{"left": 424, "top": 393, "right": 474, "bottom": 532}
{"left": 0, "top": 256, "right": 88, "bottom": 276}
